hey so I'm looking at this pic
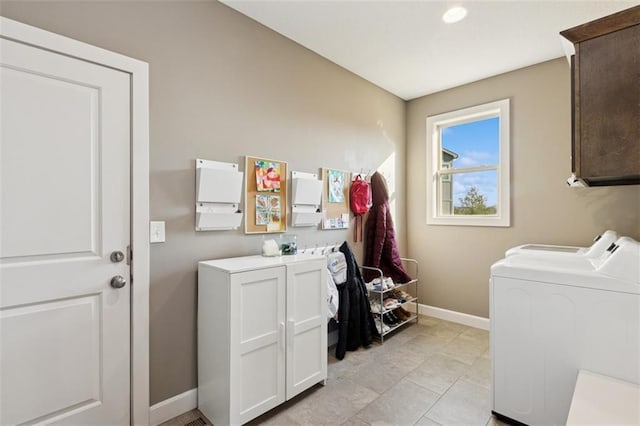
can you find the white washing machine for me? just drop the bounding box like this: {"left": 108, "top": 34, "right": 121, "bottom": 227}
{"left": 505, "top": 229, "right": 618, "bottom": 258}
{"left": 491, "top": 237, "right": 640, "bottom": 426}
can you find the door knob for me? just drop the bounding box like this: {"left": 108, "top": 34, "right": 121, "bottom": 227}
{"left": 110, "top": 250, "right": 125, "bottom": 263}
{"left": 110, "top": 275, "right": 127, "bottom": 289}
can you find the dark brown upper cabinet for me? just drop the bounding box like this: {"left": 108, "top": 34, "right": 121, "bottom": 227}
{"left": 561, "top": 6, "right": 640, "bottom": 186}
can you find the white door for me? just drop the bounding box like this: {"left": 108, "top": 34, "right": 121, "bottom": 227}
{"left": 286, "top": 260, "right": 327, "bottom": 399}
{"left": 230, "top": 267, "right": 286, "bottom": 425}
{"left": 0, "top": 36, "right": 131, "bottom": 425}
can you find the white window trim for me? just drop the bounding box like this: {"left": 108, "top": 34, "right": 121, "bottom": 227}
{"left": 426, "top": 98, "right": 510, "bottom": 227}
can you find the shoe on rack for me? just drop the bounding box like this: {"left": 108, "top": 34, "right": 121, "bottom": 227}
{"left": 370, "top": 300, "right": 382, "bottom": 314}
{"left": 394, "top": 308, "right": 408, "bottom": 322}
{"left": 386, "top": 289, "right": 402, "bottom": 302}
{"left": 397, "top": 306, "right": 412, "bottom": 317}
{"left": 382, "top": 312, "right": 399, "bottom": 326}
{"left": 388, "top": 311, "right": 402, "bottom": 324}
{"left": 397, "top": 290, "right": 412, "bottom": 300}
{"left": 383, "top": 277, "right": 395, "bottom": 290}
{"left": 383, "top": 297, "right": 399, "bottom": 311}
{"left": 393, "top": 293, "right": 407, "bottom": 303}
{"left": 374, "top": 317, "right": 390, "bottom": 333}
{"left": 365, "top": 279, "right": 374, "bottom": 291}
{"left": 367, "top": 278, "right": 385, "bottom": 292}
{"left": 373, "top": 317, "right": 381, "bottom": 332}
{"left": 368, "top": 277, "right": 396, "bottom": 292}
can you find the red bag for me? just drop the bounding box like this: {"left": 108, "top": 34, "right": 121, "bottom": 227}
{"left": 350, "top": 175, "right": 371, "bottom": 242}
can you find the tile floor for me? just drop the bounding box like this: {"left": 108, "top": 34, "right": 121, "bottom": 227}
{"left": 162, "top": 315, "right": 509, "bottom": 426}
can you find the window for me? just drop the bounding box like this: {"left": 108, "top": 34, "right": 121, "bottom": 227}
{"left": 426, "top": 99, "right": 510, "bottom": 226}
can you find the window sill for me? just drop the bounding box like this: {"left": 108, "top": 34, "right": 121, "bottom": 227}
{"left": 427, "top": 215, "right": 510, "bottom": 227}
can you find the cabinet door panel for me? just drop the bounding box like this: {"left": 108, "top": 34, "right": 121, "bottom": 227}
{"left": 578, "top": 24, "right": 640, "bottom": 181}
{"left": 230, "top": 268, "right": 286, "bottom": 424}
{"left": 240, "top": 344, "right": 281, "bottom": 415}
{"left": 286, "top": 261, "right": 327, "bottom": 399}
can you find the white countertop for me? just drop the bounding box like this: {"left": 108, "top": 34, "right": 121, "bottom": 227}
{"left": 567, "top": 370, "right": 640, "bottom": 425}
{"left": 199, "top": 253, "right": 326, "bottom": 273}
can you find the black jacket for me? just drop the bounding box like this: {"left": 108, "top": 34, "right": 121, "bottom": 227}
{"left": 335, "top": 242, "right": 378, "bottom": 360}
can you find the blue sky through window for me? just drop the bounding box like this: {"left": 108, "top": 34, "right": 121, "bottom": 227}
{"left": 442, "top": 117, "right": 499, "bottom": 207}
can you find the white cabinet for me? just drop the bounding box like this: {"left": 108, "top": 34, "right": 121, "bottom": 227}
{"left": 198, "top": 255, "right": 327, "bottom": 425}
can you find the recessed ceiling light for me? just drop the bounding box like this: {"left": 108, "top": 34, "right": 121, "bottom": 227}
{"left": 443, "top": 6, "right": 467, "bottom": 24}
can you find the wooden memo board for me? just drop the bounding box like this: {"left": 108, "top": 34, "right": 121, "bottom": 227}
{"left": 321, "top": 168, "right": 350, "bottom": 230}
{"left": 245, "top": 156, "right": 288, "bottom": 234}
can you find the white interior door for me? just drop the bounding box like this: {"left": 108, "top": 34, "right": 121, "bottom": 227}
{"left": 0, "top": 36, "right": 131, "bottom": 425}
{"left": 286, "top": 260, "right": 327, "bottom": 399}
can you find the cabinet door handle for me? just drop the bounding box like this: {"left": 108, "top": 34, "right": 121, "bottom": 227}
{"left": 279, "top": 322, "right": 285, "bottom": 351}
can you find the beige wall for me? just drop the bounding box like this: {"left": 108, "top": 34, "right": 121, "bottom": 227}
{"left": 0, "top": 1, "right": 407, "bottom": 404}
{"left": 406, "top": 58, "right": 640, "bottom": 319}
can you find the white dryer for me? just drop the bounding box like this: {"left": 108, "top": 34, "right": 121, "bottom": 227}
{"left": 491, "top": 237, "right": 639, "bottom": 426}
{"left": 505, "top": 229, "right": 618, "bottom": 258}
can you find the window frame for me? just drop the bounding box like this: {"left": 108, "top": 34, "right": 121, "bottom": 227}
{"left": 426, "top": 98, "right": 510, "bottom": 227}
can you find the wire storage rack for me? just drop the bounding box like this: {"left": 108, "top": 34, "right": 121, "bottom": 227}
{"left": 361, "top": 258, "right": 419, "bottom": 343}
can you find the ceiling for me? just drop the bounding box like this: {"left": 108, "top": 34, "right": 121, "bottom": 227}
{"left": 222, "top": 0, "right": 638, "bottom": 100}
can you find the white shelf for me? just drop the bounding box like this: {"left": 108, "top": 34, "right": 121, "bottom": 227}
{"left": 196, "top": 167, "right": 243, "bottom": 203}
{"left": 291, "top": 170, "right": 323, "bottom": 227}
{"left": 195, "top": 159, "right": 244, "bottom": 231}
{"left": 195, "top": 204, "right": 242, "bottom": 231}
{"left": 290, "top": 210, "right": 323, "bottom": 227}
{"left": 367, "top": 279, "right": 418, "bottom": 294}
{"left": 291, "top": 171, "right": 322, "bottom": 206}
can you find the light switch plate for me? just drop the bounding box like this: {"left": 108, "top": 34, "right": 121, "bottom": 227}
{"left": 150, "top": 221, "right": 165, "bottom": 243}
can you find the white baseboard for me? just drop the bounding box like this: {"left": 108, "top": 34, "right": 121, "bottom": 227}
{"left": 407, "top": 303, "right": 490, "bottom": 331}
{"left": 150, "top": 388, "right": 198, "bottom": 426}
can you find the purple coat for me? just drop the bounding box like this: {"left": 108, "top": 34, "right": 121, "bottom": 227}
{"left": 363, "top": 172, "right": 412, "bottom": 284}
